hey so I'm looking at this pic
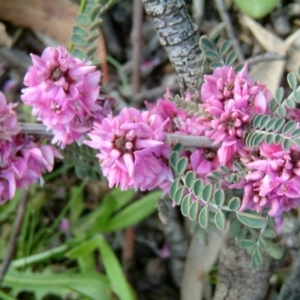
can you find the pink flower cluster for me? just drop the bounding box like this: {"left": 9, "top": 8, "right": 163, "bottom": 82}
{"left": 0, "top": 92, "right": 61, "bottom": 204}
{"left": 21, "top": 46, "right": 111, "bottom": 148}
{"left": 85, "top": 107, "right": 173, "bottom": 191}
{"left": 201, "top": 64, "right": 272, "bottom": 164}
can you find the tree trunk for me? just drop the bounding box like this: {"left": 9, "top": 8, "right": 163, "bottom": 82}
{"left": 142, "top": 0, "right": 202, "bottom": 93}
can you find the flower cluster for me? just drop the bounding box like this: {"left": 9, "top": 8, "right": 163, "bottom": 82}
{"left": 85, "top": 107, "right": 173, "bottom": 191}
{"left": 21, "top": 46, "right": 111, "bottom": 148}
{"left": 201, "top": 64, "right": 272, "bottom": 164}
{"left": 0, "top": 92, "right": 61, "bottom": 204}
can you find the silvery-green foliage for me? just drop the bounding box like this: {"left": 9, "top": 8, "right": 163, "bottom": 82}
{"left": 199, "top": 23, "right": 239, "bottom": 70}
{"left": 246, "top": 71, "right": 300, "bottom": 150}
{"left": 71, "top": 0, "right": 120, "bottom": 64}
{"left": 169, "top": 144, "right": 279, "bottom": 269}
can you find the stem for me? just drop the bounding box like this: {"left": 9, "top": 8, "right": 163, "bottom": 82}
{"left": 20, "top": 123, "right": 217, "bottom": 149}
{"left": 68, "top": 0, "right": 87, "bottom": 52}
{"left": 0, "top": 190, "right": 28, "bottom": 286}
{"left": 11, "top": 244, "right": 68, "bottom": 269}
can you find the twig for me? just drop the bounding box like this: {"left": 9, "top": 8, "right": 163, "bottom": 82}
{"left": 0, "top": 190, "right": 29, "bottom": 286}
{"left": 131, "top": 0, "right": 143, "bottom": 93}
{"left": 20, "top": 123, "right": 216, "bottom": 149}
{"left": 245, "top": 52, "right": 285, "bottom": 66}
{"left": 214, "top": 0, "right": 244, "bottom": 64}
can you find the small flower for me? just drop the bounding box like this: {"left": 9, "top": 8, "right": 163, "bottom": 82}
{"left": 85, "top": 107, "right": 173, "bottom": 191}
{"left": 21, "top": 46, "right": 109, "bottom": 148}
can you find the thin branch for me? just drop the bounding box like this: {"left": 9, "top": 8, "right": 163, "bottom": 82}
{"left": 245, "top": 52, "right": 285, "bottom": 66}
{"left": 214, "top": 0, "right": 244, "bottom": 64}
{"left": 0, "top": 190, "right": 29, "bottom": 286}
{"left": 20, "top": 123, "right": 216, "bottom": 149}
{"left": 131, "top": 0, "right": 143, "bottom": 94}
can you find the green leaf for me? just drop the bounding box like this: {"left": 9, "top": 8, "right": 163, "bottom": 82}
{"left": 233, "top": 0, "right": 280, "bottom": 19}
{"left": 198, "top": 206, "right": 209, "bottom": 228}
{"left": 253, "top": 114, "right": 264, "bottom": 128}
{"left": 251, "top": 252, "right": 259, "bottom": 270}
{"left": 65, "top": 238, "right": 99, "bottom": 258}
{"left": 259, "top": 115, "right": 270, "bottom": 129}
{"left": 87, "top": 32, "right": 100, "bottom": 44}
{"left": 208, "top": 23, "right": 226, "bottom": 41}
{"left": 240, "top": 239, "right": 256, "bottom": 249}
{"left": 225, "top": 51, "right": 237, "bottom": 65}
{"left": 282, "top": 120, "right": 297, "bottom": 134}
{"left": 72, "top": 25, "right": 88, "bottom": 37}
{"left": 277, "top": 106, "right": 286, "bottom": 118}
{"left": 283, "top": 139, "right": 292, "bottom": 151}
{"left": 273, "top": 134, "right": 283, "bottom": 145}
{"left": 90, "top": 18, "right": 103, "bottom": 31}
{"left": 266, "top": 133, "right": 273, "bottom": 145}
{"left": 265, "top": 118, "right": 277, "bottom": 131}
{"left": 169, "top": 179, "right": 180, "bottom": 200}
{"left": 199, "top": 37, "right": 215, "bottom": 50}
{"left": 273, "top": 118, "right": 285, "bottom": 132}
{"left": 293, "top": 91, "right": 300, "bottom": 103}
{"left": 72, "top": 48, "right": 86, "bottom": 60}
{"left": 71, "top": 34, "right": 87, "bottom": 47}
{"left": 219, "top": 40, "right": 231, "bottom": 56}
{"left": 266, "top": 241, "right": 283, "bottom": 259}
{"left": 262, "top": 228, "right": 277, "bottom": 238}
{"left": 86, "top": 45, "right": 98, "bottom": 57}
{"left": 230, "top": 219, "right": 241, "bottom": 237}
{"left": 220, "top": 165, "right": 230, "bottom": 175}
{"left": 181, "top": 194, "right": 192, "bottom": 217}
{"left": 291, "top": 128, "right": 300, "bottom": 138}
{"left": 253, "top": 133, "right": 265, "bottom": 146}
{"left": 253, "top": 247, "right": 263, "bottom": 264}
{"left": 176, "top": 157, "right": 188, "bottom": 175}
{"left": 294, "top": 138, "right": 300, "bottom": 146}
{"left": 267, "top": 215, "right": 276, "bottom": 227}
{"left": 210, "top": 61, "right": 224, "bottom": 69}
{"left": 193, "top": 179, "right": 203, "bottom": 197}
{"left": 270, "top": 98, "right": 278, "bottom": 111}
{"left": 213, "top": 189, "right": 225, "bottom": 207}
{"left": 275, "top": 87, "right": 284, "bottom": 103}
{"left": 184, "top": 171, "right": 196, "bottom": 189}
{"left": 285, "top": 98, "right": 296, "bottom": 109}
{"left": 201, "top": 184, "right": 213, "bottom": 202}
{"left": 173, "top": 143, "right": 183, "bottom": 153}
{"left": 204, "top": 50, "right": 219, "bottom": 59}
{"left": 170, "top": 151, "right": 179, "bottom": 168}
{"left": 3, "top": 268, "right": 111, "bottom": 300}
{"left": 76, "top": 13, "right": 90, "bottom": 25}
{"left": 189, "top": 201, "right": 199, "bottom": 221}
{"left": 90, "top": 4, "right": 101, "bottom": 20}
{"left": 236, "top": 212, "right": 266, "bottom": 228}
{"left": 97, "top": 236, "right": 134, "bottom": 300}
{"left": 258, "top": 236, "right": 268, "bottom": 251}
{"left": 174, "top": 185, "right": 185, "bottom": 205}
{"left": 228, "top": 197, "right": 241, "bottom": 211}
{"left": 101, "top": 191, "right": 161, "bottom": 232}
{"left": 0, "top": 290, "right": 17, "bottom": 300}
{"left": 214, "top": 210, "right": 226, "bottom": 230}
{"left": 287, "top": 72, "right": 298, "bottom": 90}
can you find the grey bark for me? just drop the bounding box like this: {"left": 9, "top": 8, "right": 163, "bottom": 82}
{"left": 142, "top": 0, "right": 202, "bottom": 93}
{"left": 213, "top": 237, "right": 274, "bottom": 300}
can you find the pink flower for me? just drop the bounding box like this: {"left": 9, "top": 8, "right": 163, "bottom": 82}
{"left": 240, "top": 143, "right": 300, "bottom": 216}
{"left": 0, "top": 92, "right": 20, "bottom": 140}
{"left": 85, "top": 107, "right": 173, "bottom": 191}
{"left": 21, "top": 46, "right": 109, "bottom": 148}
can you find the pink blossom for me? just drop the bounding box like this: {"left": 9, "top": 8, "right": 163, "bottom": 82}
{"left": 85, "top": 107, "right": 173, "bottom": 191}
{"left": 21, "top": 46, "right": 109, "bottom": 148}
